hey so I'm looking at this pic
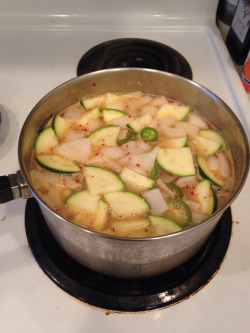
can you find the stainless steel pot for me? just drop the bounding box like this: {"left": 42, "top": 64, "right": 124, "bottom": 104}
{"left": 1, "top": 68, "right": 249, "bottom": 278}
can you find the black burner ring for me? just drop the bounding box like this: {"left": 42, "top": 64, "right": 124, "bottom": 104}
{"left": 77, "top": 38, "right": 193, "bottom": 80}
{"left": 25, "top": 198, "right": 232, "bottom": 312}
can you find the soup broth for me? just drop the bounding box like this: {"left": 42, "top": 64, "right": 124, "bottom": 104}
{"left": 30, "top": 91, "right": 234, "bottom": 237}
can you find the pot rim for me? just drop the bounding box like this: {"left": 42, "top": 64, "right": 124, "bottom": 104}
{"left": 18, "top": 67, "right": 250, "bottom": 241}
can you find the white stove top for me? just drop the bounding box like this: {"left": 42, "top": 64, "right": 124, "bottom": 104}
{"left": 0, "top": 1, "right": 250, "bottom": 332}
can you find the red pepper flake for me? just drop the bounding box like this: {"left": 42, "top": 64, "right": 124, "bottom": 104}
{"left": 92, "top": 82, "right": 96, "bottom": 86}
{"left": 126, "top": 144, "right": 129, "bottom": 147}
{"left": 185, "top": 185, "right": 189, "bottom": 189}
{"left": 112, "top": 228, "right": 115, "bottom": 232}
{"left": 191, "top": 191, "right": 195, "bottom": 195}
{"left": 204, "top": 196, "right": 207, "bottom": 199}
{"left": 136, "top": 163, "right": 141, "bottom": 167}
{"left": 126, "top": 152, "right": 131, "bottom": 155}
{"left": 60, "top": 112, "right": 65, "bottom": 118}
{"left": 173, "top": 177, "right": 179, "bottom": 182}
{"left": 79, "top": 166, "right": 83, "bottom": 170}
{"left": 56, "top": 208, "right": 60, "bottom": 212}
{"left": 50, "top": 147, "right": 53, "bottom": 151}
{"left": 75, "top": 179, "right": 80, "bottom": 183}
{"left": 128, "top": 115, "right": 132, "bottom": 118}
{"left": 92, "top": 176, "right": 95, "bottom": 178}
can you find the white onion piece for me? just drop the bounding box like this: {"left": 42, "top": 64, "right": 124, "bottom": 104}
{"left": 66, "top": 131, "right": 86, "bottom": 142}
{"left": 111, "top": 115, "right": 133, "bottom": 128}
{"left": 142, "top": 188, "right": 169, "bottom": 215}
{"left": 121, "top": 141, "right": 136, "bottom": 149}
{"left": 124, "top": 147, "right": 145, "bottom": 155}
{"left": 101, "top": 146, "right": 125, "bottom": 160}
{"left": 208, "top": 155, "right": 220, "bottom": 171}
{"left": 159, "top": 116, "right": 176, "bottom": 127}
{"left": 161, "top": 125, "right": 187, "bottom": 137}
{"left": 126, "top": 95, "right": 152, "bottom": 111}
{"left": 175, "top": 121, "right": 199, "bottom": 138}
{"left": 140, "top": 104, "right": 158, "bottom": 116}
{"left": 136, "top": 141, "right": 151, "bottom": 151}
{"left": 87, "top": 154, "right": 123, "bottom": 173}
{"left": 86, "top": 118, "right": 102, "bottom": 132}
{"left": 188, "top": 113, "right": 208, "bottom": 129}
{"left": 106, "top": 99, "right": 126, "bottom": 111}
{"left": 63, "top": 109, "right": 83, "bottom": 120}
{"left": 176, "top": 176, "right": 197, "bottom": 187}
{"left": 217, "top": 152, "right": 230, "bottom": 177}
{"left": 156, "top": 179, "right": 176, "bottom": 198}
{"left": 185, "top": 199, "right": 201, "bottom": 213}
{"left": 118, "top": 155, "right": 130, "bottom": 167}
{"left": 53, "top": 138, "right": 91, "bottom": 162}
{"left": 191, "top": 211, "right": 207, "bottom": 224}
{"left": 151, "top": 96, "right": 169, "bottom": 107}
{"left": 30, "top": 170, "right": 80, "bottom": 187}
{"left": 129, "top": 146, "right": 160, "bottom": 171}
{"left": 149, "top": 119, "right": 159, "bottom": 129}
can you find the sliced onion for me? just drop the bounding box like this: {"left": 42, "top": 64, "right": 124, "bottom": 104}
{"left": 159, "top": 116, "right": 176, "bottom": 127}
{"left": 142, "top": 188, "right": 169, "bottom": 215}
{"left": 217, "top": 152, "right": 230, "bottom": 177}
{"left": 87, "top": 154, "right": 123, "bottom": 173}
{"left": 188, "top": 113, "right": 208, "bottom": 129}
{"left": 111, "top": 115, "right": 133, "bottom": 128}
{"left": 140, "top": 104, "right": 158, "bottom": 116}
{"left": 63, "top": 108, "right": 83, "bottom": 121}
{"left": 185, "top": 199, "right": 201, "bottom": 212}
{"left": 101, "top": 146, "right": 125, "bottom": 160}
{"left": 126, "top": 95, "right": 152, "bottom": 111}
{"left": 156, "top": 179, "right": 176, "bottom": 198}
{"left": 53, "top": 138, "right": 91, "bottom": 162}
{"left": 121, "top": 141, "right": 136, "bottom": 149}
{"left": 86, "top": 118, "right": 102, "bottom": 132}
{"left": 66, "top": 131, "right": 86, "bottom": 142}
{"left": 136, "top": 141, "right": 151, "bottom": 151}
{"left": 161, "top": 125, "right": 187, "bottom": 137}
{"left": 175, "top": 121, "right": 199, "bottom": 138}
{"left": 176, "top": 176, "right": 197, "bottom": 187}
{"left": 208, "top": 155, "right": 220, "bottom": 171}
{"left": 129, "top": 146, "right": 160, "bottom": 171}
{"left": 151, "top": 96, "right": 169, "bottom": 107}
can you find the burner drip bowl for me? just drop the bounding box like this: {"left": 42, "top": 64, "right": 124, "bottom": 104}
{"left": 25, "top": 198, "right": 232, "bottom": 312}
{"left": 77, "top": 38, "right": 193, "bottom": 79}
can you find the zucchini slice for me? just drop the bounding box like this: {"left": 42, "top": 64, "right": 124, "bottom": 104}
{"left": 199, "top": 129, "right": 228, "bottom": 150}
{"left": 88, "top": 126, "right": 121, "bottom": 146}
{"left": 65, "top": 190, "right": 100, "bottom": 213}
{"left": 191, "top": 135, "right": 222, "bottom": 157}
{"left": 110, "top": 218, "right": 150, "bottom": 234}
{"left": 80, "top": 95, "right": 106, "bottom": 110}
{"left": 156, "top": 104, "right": 191, "bottom": 121}
{"left": 35, "top": 126, "right": 59, "bottom": 155}
{"left": 149, "top": 215, "right": 183, "bottom": 236}
{"left": 127, "top": 113, "right": 153, "bottom": 133}
{"left": 35, "top": 154, "right": 81, "bottom": 173}
{"left": 156, "top": 147, "right": 196, "bottom": 177}
{"left": 195, "top": 179, "right": 217, "bottom": 215}
{"left": 120, "top": 167, "right": 155, "bottom": 192}
{"left": 93, "top": 199, "right": 109, "bottom": 231}
{"left": 165, "top": 198, "right": 192, "bottom": 227}
{"left": 149, "top": 163, "right": 159, "bottom": 180}
{"left": 102, "top": 108, "right": 126, "bottom": 123}
{"left": 104, "top": 191, "right": 150, "bottom": 217}
{"left": 84, "top": 166, "right": 125, "bottom": 195}
{"left": 52, "top": 115, "right": 70, "bottom": 139}
{"left": 196, "top": 155, "right": 224, "bottom": 187}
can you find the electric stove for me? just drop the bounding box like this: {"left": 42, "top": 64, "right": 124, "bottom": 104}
{"left": 0, "top": 1, "right": 250, "bottom": 332}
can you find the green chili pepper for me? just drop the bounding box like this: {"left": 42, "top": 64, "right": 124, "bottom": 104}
{"left": 117, "top": 131, "right": 135, "bottom": 145}
{"left": 140, "top": 127, "right": 158, "bottom": 142}
{"left": 166, "top": 182, "right": 184, "bottom": 199}
{"left": 165, "top": 198, "right": 192, "bottom": 227}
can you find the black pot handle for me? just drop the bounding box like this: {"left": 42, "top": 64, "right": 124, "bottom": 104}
{"left": 0, "top": 176, "right": 13, "bottom": 203}
{"left": 0, "top": 171, "right": 33, "bottom": 204}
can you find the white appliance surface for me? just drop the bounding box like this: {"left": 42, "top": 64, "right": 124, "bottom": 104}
{"left": 0, "top": 1, "right": 249, "bottom": 332}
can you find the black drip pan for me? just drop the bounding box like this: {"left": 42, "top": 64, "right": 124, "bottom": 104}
{"left": 25, "top": 198, "right": 232, "bottom": 312}
{"left": 77, "top": 38, "right": 193, "bottom": 80}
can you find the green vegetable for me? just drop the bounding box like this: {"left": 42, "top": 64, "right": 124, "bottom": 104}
{"left": 35, "top": 154, "right": 81, "bottom": 173}
{"left": 117, "top": 131, "right": 135, "bottom": 145}
{"left": 149, "top": 215, "right": 183, "bottom": 236}
{"left": 165, "top": 198, "right": 192, "bottom": 227}
{"left": 166, "top": 182, "right": 184, "bottom": 199}
{"left": 140, "top": 127, "right": 158, "bottom": 142}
